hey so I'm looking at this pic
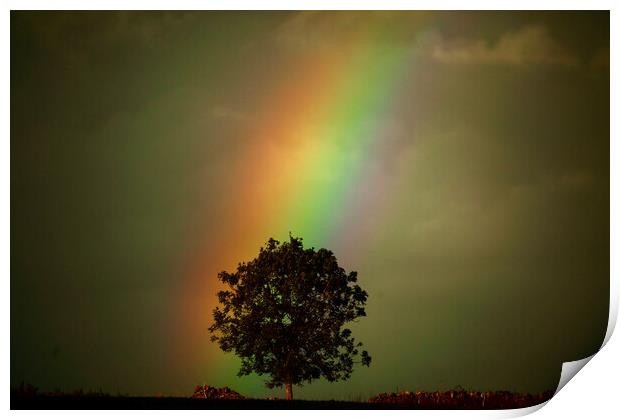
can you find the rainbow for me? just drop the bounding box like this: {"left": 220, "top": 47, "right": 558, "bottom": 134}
{"left": 171, "top": 14, "right": 419, "bottom": 396}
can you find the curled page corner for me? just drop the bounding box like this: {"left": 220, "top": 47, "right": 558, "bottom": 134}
{"left": 551, "top": 270, "right": 619, "bottom": 394}
{"left": 495, "top": 355, "right": 598, "bottom": 418}
{"left": 554, "top": 354, "right": 595, "bottom": 396}
{"left": 549, "top": 294, "right": 616, "bottom": 399}
{"left": 546, "top": 289, "right": 617, "bottom": 401}
{"left": 499, "top": 287, "right": 617, "bottom": 418}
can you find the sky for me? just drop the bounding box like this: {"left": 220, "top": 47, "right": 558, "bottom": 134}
{"left": 11, "top": 11, "right": 609, "bottom": 399}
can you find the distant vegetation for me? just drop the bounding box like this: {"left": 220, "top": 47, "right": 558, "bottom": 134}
{"left": 368, "top": 389, "right": 554, "bottom": 409}
{"left": 191, "top": 385, "right": 245, "bottom": 400}
{"left": 12, "top": 382, "right": 554, "bottom": 409}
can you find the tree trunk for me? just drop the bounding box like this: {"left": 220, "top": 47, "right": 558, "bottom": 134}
{"left": 285, "top": 382, "right": 293, "bottom": 400}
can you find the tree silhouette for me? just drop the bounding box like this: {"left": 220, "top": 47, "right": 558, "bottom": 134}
{"left": 209, "top": 234, "right": 371, "bottom": 400}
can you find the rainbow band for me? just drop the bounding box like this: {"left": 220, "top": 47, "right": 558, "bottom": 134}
{"left": 173, "top": 17, "right": 415, "bottom": 395}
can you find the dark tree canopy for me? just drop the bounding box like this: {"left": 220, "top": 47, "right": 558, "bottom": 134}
{"left": 209, "top": 235, "right": 371, "bottom": 399}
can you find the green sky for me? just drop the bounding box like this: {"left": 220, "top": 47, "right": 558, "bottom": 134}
{"left": 11, "top": 11, "right": 609, "bottom": 399}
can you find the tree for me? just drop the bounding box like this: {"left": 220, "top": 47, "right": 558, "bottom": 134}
{"left": 209, "top": 234, "right": 371, "bottom": 400}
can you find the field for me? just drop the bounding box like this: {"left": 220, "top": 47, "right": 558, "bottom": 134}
{"left": 11, "top": 387, "right": 554, "bottom": 410}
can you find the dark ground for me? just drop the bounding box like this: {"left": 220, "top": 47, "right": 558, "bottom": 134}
{"left": 11, "top": 395, "right": 382, "bottom": 410}
{"left": 11, "top": 391, "right": 554, "bottom": 410}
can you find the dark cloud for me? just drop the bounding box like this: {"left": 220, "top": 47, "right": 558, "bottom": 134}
{"left": 430, "top": 24, "right": 579, "bottom": 66}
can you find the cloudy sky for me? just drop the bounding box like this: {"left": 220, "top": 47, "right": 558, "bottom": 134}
{"left": 11, "top": 11, "right": 609, "bottom": 399}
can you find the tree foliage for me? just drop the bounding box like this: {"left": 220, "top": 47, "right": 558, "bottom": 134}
{"left": 209, "top": 235, "right": 371, "bottom": 394}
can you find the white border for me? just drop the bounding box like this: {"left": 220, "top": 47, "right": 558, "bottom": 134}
{"left": 4, "top": 2, "right": 617, "bottom": 420}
